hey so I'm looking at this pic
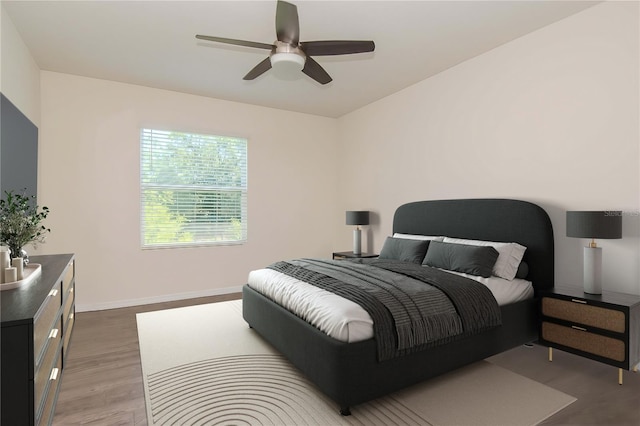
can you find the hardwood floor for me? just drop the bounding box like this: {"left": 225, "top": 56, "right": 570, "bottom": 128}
{"left": 53, "top": 293, "right": 241, "bottom": 425}
{"left": 488, "top": 346, "right": 640, "bottom": 425}
{"left": 54, "top": 294, "right": 640, "bottom": 425}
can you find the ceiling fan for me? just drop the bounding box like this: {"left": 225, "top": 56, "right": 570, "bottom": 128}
{"left": 195, "top": 0, "right": 375, "bottom": 85}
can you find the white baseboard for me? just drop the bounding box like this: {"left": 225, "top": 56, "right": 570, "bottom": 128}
{"left": 75, "top": 285, "right": 244, "bottom": 312}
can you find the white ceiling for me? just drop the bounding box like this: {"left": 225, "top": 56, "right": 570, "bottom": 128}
{"left": 4, "top": 1, "right": 599, "bottom": 118}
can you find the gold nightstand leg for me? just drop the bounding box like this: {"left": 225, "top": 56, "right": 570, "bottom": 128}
{"left": 633, "top": 363, "right": 638, "bottom": 373}
{"left": 548, "top": 347, "right": 553, "bottom": 362}
{"left": 618, "top": 368, "right": 623, "bottom": 385}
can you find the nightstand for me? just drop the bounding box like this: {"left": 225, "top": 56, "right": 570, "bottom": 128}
{"left": 332, "top": 251, "right": 378, "bottom": 260}
{"left": 539, "top": 284, "right": 640, "bottom": 384}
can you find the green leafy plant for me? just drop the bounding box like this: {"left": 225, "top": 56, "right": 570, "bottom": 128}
{"left": 0, "top": 190, "right": 51, "bottom": 257}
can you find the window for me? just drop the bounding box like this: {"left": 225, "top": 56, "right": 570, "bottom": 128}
{"left": 140, "top": 129, "right": 247, "bottom": 248}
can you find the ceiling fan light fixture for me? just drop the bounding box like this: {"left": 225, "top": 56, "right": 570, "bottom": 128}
{"left": 270, "top": 52, "right": 306, "bottom": 71}
{"left": 196, "top": 0, "right": 375, "bottom": 84}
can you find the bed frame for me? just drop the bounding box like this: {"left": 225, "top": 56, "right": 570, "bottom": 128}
{"left": 242, "top": 199, "right": 554, "bottom": 414}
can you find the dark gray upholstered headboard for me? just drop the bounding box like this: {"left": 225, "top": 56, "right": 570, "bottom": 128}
{"left": 393, "top": 199, "right": 554, "bottom": 293}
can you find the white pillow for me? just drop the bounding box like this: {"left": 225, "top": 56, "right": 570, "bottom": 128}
{"left": 442, "top": 237, "right": 526, "bottom": 281}
{"left": 393, "top": 233, "right": 444, "bottom": 242}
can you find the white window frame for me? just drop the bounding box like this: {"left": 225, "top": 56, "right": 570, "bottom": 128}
{"left": 140, "top": 128, "right": 247, "bottom": 249}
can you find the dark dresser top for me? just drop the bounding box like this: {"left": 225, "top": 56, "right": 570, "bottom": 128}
{"left": 1, "top": 253, "right": 74, "bottom": 326}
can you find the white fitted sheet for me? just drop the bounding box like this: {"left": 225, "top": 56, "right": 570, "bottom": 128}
{"left": 247, "top": 267, "right": 533, "bottom": 343}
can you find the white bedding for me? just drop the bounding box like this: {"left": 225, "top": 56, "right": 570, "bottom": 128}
{"left": 247, "top": 266, "right": 533, "bottom": 343}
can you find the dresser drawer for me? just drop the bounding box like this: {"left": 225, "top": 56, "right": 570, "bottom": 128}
{"left": 542, "top": 297, "right": 625, "bottom": 333}
{"left": 63, "top": 286, "right": 74, "bottom": 325}
{"left": 35, "top": 351, "right": 62, "bottom": 426}
{"left": 63, "top": 309, "right": 75, "bottom": 359}
{"left": 542, "top": 321, "right": 626, "bottom": 362}
{"left": 34, "top": 317, "right": 62, "bottom": 413}
{"left": 33, "top": 281, "right": 62, "bottom": 362}
{"left": 62, "top": 260, "right": 74, "bottom": 295}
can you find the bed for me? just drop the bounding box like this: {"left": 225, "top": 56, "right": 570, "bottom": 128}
{"left": 242, "top": 199, "right": 554, "bottom": 415}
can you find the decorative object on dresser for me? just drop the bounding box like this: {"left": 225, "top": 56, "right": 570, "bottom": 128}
{"left": 0, "top": 262, "right": 43, "bottom": 290}
{"left": 1, "top": 254, "right": 76, "bottom": 426}
{"left": 345, "top": 210, "right": 369, "bottom": 255}
{"left": 539, "top": 284, "right": 640, "bottom": 385}
{"left": 566, "top": 210, "right": 622, "bottom": 294}
{"left": 0, "top": 189, "right": 51, "bottom": 266}
{"left": 1, "top": 247, "right": 11, "bottom": 282}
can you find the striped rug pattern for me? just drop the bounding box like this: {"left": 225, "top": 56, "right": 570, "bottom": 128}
{"left": 137, "top": 300, "right": 575, "bottom": 426}
{"left": 146, "top": 353, "right": 425, "bottom": 426}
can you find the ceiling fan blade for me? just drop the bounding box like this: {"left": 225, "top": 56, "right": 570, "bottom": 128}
{"left": 302, "top": 57, "right": 332, "bottom": 85}
{"left": 243, "top": 57, "right": 273, "bottom": 80}
{"left": 196, "top": 35, "right": 274, "bottom": 51}
{"left": 276, "top": 1, "right": 299, "bottom": 45}
{"left": 300, "top": 40, "right": 375, "bottom": 56}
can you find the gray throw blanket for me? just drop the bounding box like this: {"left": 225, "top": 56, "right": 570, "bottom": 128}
{"left": 267, "top": 258, "right": 501, "bottom": 361}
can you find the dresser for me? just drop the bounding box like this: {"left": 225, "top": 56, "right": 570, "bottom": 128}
{"left": 1, "top": 254, "right": 76, "bottom": 426}
{"left": 539, "top": 284, "right": 640, "bottom": 384}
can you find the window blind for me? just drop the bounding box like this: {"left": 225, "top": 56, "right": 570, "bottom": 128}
{"left": 140, "top": 129, "right": 247, "bottom": 248}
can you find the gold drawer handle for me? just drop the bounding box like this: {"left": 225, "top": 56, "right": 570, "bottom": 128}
{"left": 49, "top": 289, "right": 58, "bottom": 297}
{"left": 49, "top": 328, "right": 59, "bottom": 339}
{"left": 49, "top": 368, "right": 59, "bottom": 381}
{"left": 571, "top": 325, "right": 587, "bottom": 332}
{"left": 571, "top": 299, "right": 587, "bottom": 304}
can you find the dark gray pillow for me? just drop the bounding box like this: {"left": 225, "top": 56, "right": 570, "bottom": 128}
{"left": 515, "top": 261, "right": 529, "bottom": 279}
{"left": 378, "top": 237, "right": 430, "bottom": 264}
{"left": 422, "top": 241, "right": 499, "bottom": 278}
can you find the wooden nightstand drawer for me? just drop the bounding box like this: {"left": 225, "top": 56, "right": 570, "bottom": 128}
{"left": 542, "top": 321, "right": 626, "bottom": 362}
{"left": 542, "top": 297, "right": 625, "bottom": 333}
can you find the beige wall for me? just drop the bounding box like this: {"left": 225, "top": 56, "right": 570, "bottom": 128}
{"left": 0, "top": 5, "right": 40, "bottom": 125}
{"left": 7, "top": 1, "right": 640, "bottom": 309}
{"left": 337, "top": 1, "right": 640, "bottom": 295}
{"left": 37, "top": 72, "right": 338, "bottom": 310}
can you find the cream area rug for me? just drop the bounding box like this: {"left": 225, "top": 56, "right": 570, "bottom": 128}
{"left": 136, "top": 300, "right": 575, "bottom": 426}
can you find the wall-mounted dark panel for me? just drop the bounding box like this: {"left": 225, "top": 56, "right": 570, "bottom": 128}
{"left": 1, "top": 92, "right": 38, "bottom": 200}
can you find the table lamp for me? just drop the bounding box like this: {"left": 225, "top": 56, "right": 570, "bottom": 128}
{"left": 346, "top": 211, "right": 370, "bottom": 255}
{"left": 566, "top": 211, "right": 622, "bottom": 294}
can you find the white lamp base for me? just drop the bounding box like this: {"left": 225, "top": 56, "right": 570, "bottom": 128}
{"left": 353, "top": 228, "right": 362, "bottom": 255}
{"left": 583, "top": 246, "right": 602, "bottom": 294}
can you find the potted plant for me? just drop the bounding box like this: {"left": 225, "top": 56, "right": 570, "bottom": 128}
{"left": 0, "top": 190, "right": 50, "bottom": 264}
